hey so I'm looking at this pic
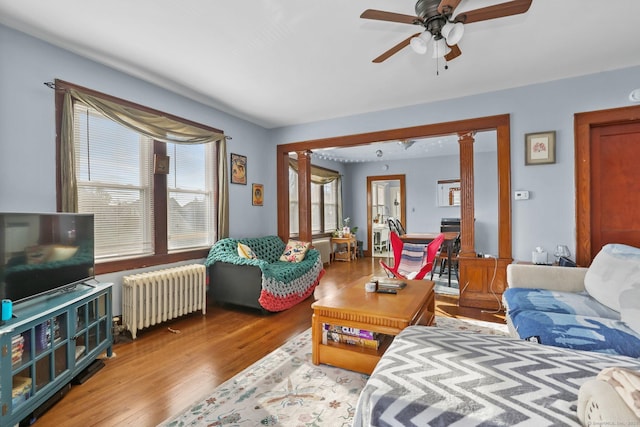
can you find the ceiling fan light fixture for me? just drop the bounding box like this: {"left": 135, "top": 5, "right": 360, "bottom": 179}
{"left": 409, "top": 31, "right": 431, "bottom": 54}
{"left": 409, "top": 37, "right": 427, "bottom": 54}
{"left": 398, "top": 139, "right": 415, "bottom": 150}
{"left": 442, "top": 21, "right": 464, "bottom": 45}
{"left": 431, "top": 37, "right": 451, "bottom": 59}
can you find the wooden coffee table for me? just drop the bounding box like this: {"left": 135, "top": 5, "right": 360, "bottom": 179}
{"left": 311, "top": 278, "right": 435, "bottom": 374}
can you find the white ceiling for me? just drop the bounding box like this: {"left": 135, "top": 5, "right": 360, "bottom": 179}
{"left": 311, "top": 131, "right": 496, "bottom": 163}
{"left": 2, "top": 0, "right": 640, "bottom": 133}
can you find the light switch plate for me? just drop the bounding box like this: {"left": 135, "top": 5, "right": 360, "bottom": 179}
{"left": 514, "top": 190, "right": 529, "bottom": 200}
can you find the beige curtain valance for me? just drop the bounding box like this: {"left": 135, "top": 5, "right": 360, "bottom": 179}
{"left": 67, "top": 89, "right": 225, "bottom": 144}
{"left": 288, "top": 158, "right": 340, "bottom": 184}
{"left": 60, "top": 85, "right": 229, "bottom": 238}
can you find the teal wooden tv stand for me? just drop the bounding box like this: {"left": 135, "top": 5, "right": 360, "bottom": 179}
{"left": 0, "top": 282, "right": 113, "bottom": 426}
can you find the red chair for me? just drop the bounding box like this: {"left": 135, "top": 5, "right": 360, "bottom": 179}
{"left": 379, "top": 232, "right": 445, "bottom": 280}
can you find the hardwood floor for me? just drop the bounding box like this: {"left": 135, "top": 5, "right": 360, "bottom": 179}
{"left": 37, "top": 257, "right": 504, "bottom": 426}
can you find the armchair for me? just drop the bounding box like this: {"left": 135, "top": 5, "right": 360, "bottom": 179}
{"left": 380, "top": 232, "right": 444, "bottom": 280}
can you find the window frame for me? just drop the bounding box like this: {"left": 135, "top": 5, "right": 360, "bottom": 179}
{"left": 55, "top": 81, "right": 223, "bottom": 274}
{"left": 288, "top": 164, "right": 340, "bottom": 238}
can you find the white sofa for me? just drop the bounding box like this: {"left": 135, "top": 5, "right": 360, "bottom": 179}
{"left": 504, "top": 243, "right": 640, "bottom": 357}
{"left": 505, "top": 243, "right": 640, "bottom": 425}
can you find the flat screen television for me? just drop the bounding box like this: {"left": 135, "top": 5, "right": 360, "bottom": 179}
{"left": 0, "top": 212, "right": 95, "bottom": 304}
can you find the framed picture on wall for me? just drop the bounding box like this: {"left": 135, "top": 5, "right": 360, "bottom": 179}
{"left": 525, "top": 131, "right": 556, "bottom": 165}
{"left": 252, "top": 183, "right": 264, "bottom": 206}
{"left": 437, "top": 179, "right": 461, "bottom": 207}
{"left": 153, "top": 154, "right": 170, "bottom": 174}
{"left": 230, "top": 153, "right": 247, "bottom": 184}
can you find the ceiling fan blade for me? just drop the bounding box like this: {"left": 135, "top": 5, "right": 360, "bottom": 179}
{"left": 444, "top": 44, "right": 462, "bottom": 61}
{"left": 372, "top": 33, "right": 421, "bottom": 63}
{"left": 437, "top": 0, "right": 462, "bottom": 15}
{"left": 360, "top": 9, "right": 423, "bottom": 25}
{"left": 454, "top": 0, "right": 532, "bottom": 24}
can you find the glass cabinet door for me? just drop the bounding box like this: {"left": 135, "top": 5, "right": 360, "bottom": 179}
{"left": 9, "top": 312, "right": 69, "bottom": 412}
{"left": 75, "top": 293, "right": 109, "bottom": 362}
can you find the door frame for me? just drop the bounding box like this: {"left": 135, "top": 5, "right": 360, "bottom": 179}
{"left": 276, "top": 114, "right": 512, "bottom": 264}
{"left": 574, "top": 104, "right": 640, "bottom": 266}
{"left": 366, "top": 174, "right": 406, "bottom": 257}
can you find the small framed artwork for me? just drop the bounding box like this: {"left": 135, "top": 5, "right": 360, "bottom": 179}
{"left": 437, "top": 179, "right": 461, "bottom": 207}
{"left": 230, "top": 153, "right": 247, "bottom": 184}
{"left": 525, "top": 131, "right": 556, "bottom": 165}
{"left": 154, "top": 154, "right": 170, "bottom": 174}
{"left": 252, "top": 183, "right": 264, "bottom": 206}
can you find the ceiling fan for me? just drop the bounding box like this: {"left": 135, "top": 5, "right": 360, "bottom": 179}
{"left": 361, "top": 0, "right": 532, "bottom": 63}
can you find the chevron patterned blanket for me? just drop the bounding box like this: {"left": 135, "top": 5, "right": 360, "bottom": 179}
{"left": 353, "top": 326, "right": 640, "bottom": 427}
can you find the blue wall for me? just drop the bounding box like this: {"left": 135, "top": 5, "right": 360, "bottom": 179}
{"left": 335, "top": 135, "right": 498, "bottom": 255}
{"left": 0, "top": 24, "right": 276, "bottom": 239}
{"left": 0, "top": 24, "right": 279, "bottom": 311}
{"left": 2, "top": 22, "right": 640, "bottom": 271}
{"left": 271, "top": 66, "right": 640, "bottom": 262}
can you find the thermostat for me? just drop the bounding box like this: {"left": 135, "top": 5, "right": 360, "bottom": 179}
{"left": 514, "top": 190, "right": 530, "bottom": 200}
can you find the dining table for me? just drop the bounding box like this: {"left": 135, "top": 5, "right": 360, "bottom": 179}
{"left": 399, "top": 231, "right": 459, "bottom": 287}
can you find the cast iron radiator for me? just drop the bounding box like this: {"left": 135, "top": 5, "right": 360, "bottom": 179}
{"left": 122, "top": 264, "right": 206, "bottom": 339}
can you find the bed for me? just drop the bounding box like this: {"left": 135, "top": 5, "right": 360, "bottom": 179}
{"left": 353, "top": 325, "right": 640, "bottom": 426}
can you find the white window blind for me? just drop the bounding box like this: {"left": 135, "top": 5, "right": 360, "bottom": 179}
{"left": 323, "top": 180, "right": 338, "bottom": 232}
{"left": 74, "top": 103, "right": 154, "bottom": 260}
{"left": 289, "top": 166, "right": 340, "bottom": 236}
{"left": 289, "top": 168, "right": 299, "bottom": 235}
{"left": 311, "top": 183, "right": 321, "bottom": 233}
{"left": 166, "top": 142, "right": 216, "bottom": 250}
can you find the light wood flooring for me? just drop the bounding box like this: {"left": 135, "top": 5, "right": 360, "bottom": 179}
{"left": 36, "top": 256, "right": 504, "bottom": 426}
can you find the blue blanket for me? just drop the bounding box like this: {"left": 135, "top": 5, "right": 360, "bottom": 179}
{"left": 504, "top": 288, "right": 640, "bottom": 357}
{"left": 503, "top": 288, "right": 619, "bottom": 318}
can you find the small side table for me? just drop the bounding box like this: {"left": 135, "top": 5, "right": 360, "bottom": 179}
{"left": 331, "top": 236, "right": 357, "bottom": 262}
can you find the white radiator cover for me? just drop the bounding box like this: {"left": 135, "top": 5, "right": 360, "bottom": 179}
{"left": 122, "top": 264, "right": 207, "bottom": 339}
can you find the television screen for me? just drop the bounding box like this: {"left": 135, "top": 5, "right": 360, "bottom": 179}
{"left": 0, "top": 212, "right": 95, "bottom": 303}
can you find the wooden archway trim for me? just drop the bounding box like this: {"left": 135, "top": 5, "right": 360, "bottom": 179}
{"left": 276, "top": 114, "right": 511, "bottom": 259}
{"left": 574, "top": 104, "right": 640, "bottom": 266}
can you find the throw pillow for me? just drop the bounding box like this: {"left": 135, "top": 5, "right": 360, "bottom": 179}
{"left": 280, "top": 240, "right": 311, "bottom": 263}
{"left": 237, "top": 242, "right": 257, "bottom": 259}
{"left": 620, "top": 285, "right": 640, "bottom": 336}
{"left": 584, "top": 243, "right": 640, "bottom": 313}
{"left": 397, "top": 243, "right": 427, "bottom": 277}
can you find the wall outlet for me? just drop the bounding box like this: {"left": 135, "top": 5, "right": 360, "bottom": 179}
{"left": 514, "top": 190, "right": 529, "bottom": 200}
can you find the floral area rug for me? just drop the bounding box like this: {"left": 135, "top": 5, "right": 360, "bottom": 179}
{"left": 432, "top": 274, "right": 460, "bottom": 296}
{"left": 434, "top": 315, "right": 509, "bottom": 336}
{"left": 159, "top": 316, "right": 509, "bottom": 427}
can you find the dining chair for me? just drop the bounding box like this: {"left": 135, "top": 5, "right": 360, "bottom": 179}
{"left": 387, "top": 217, "right": 400, "bottom": 235}
{"left": 380, "top": 232, "right": 444, "bottom": 280}
{"left": 387, "top": 217, "right": 406, "bottom": 236}
{"left": 430, "top": 232, "right": 461, "bottom": 283}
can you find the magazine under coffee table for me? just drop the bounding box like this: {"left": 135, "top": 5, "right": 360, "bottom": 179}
{"left": 311, "top": 278, "right": 435, "bottom": 374}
